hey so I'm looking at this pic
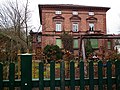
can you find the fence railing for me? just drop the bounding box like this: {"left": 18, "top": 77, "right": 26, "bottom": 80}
{"left": 0, "top": 54, "right": 120, "bottom": 90}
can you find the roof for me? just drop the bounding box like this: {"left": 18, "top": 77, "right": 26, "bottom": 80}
{"left": 39, "top": 4, "right": 110, "bottom": 10}
{"left": 38, "top": 4, "right": 110, "bottom": 24}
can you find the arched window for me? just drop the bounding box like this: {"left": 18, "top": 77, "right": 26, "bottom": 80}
{"left": 53, "top": 15, "right": 64, "bottom": 32}
{"left": 86, "top": 16, "right": 97, "bottom": 31}
{"left": 70, "top": 15, "right": 81, "bottom": 32}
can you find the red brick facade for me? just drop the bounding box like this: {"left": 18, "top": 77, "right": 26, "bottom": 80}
{"left": 38, "top": 4, "right": 110, "bottom": 55}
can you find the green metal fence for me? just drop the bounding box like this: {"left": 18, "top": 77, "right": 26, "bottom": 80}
{"left": 0, "top": 54, "right": 120, "bottom": 90}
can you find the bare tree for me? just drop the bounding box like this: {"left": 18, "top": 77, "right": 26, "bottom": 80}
{"left": 0, "top": 0, "right": 31, "bottom": 48}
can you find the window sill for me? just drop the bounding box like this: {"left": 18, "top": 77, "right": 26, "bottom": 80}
{"left": 55, "top": 31, "right": 63, "bottom": 33}
{"left": 71, "top": 31, "right": 81, "bottom": 33}
{"left": 73, "top": 48, "right": 79, "bottom": 50}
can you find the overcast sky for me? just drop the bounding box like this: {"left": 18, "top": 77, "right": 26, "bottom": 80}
{"left": 1, "top": 0, "right": 120, "bottom": 34}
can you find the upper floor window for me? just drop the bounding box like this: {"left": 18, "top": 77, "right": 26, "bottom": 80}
{"left": 88, "top": 11, "right": 94, "bottom": 16}
{"left": 72, "top": 11, "right": 78, "bottom": 15}
{"left": 72, "top": 23, "right": 78, "bottom": 32}
{"left": 86, "top": 17, "right": 97, "bottom": 31}
{"left": 55, "top": 11, "right": 62, "bottom": 15}
{"left": 56, "top": 23, "right": 62, "bottom": 31}
{"left": 37, "top": 35, "right": 41, "bottom": 43}
{"left": 89, "top": 23, "right": 94, "bottom": 31}
{"left": 53, "top": 16, "right": 64, "bottom": 32}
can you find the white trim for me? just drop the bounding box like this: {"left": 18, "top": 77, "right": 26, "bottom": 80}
{"left": 56, "top": 23, "right": 62, "bottom": 31}
{"left": 72, "top": 23, "right": 78, "bottom": 32}
{"left": 72, "top": 11, "right": 78, "bottom": 15}
{"left": 55, "top": 11, "right": 62, "bottom": 15}
{"left": 88, "top": 12, "right": 94, "bottom": 16}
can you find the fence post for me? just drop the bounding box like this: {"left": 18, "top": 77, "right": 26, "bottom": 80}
{"left": 107, "top": 60, "right": 112, "bottom": 90}
{"left": 39, "top": 61, "right": 44, "bottom": 90}
{"left": 20, "top": 53, "right": 32, "bottom": 90}
{"left": 18, "top": 50, "right": 21, "bottom": 79}
{"left": 0, "top": 63, "right": 3, "bottom": 90}
{"left": 89, "top": 61, "right": 94, "bottom": 90}
{"left": 115, "top": 60, "right": 120, "bottom": 90}
{"left": 50, "top": 61, "right": 55, "bottom": 90}
{"left": 9, "top": 63, "right": 15, "bottom": 90}
{"left": 60, "top": 60, "right": 65, "bottom": 90}
{"left": 80, "top": 60, "right": 84, "bottom": 90}
{"left": 98, "top": 60, "right": 103, "bottom": 90}
{"left": 70, "top": 60, "right": 75, "bottom": 90}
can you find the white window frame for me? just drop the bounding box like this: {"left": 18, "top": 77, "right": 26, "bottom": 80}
{"left": 88, "top": 11, "right": 94, "bottom": 16}
{"left": 56, "top": 23, "right": 62, "bottom": 31}
{"left": 37, "top": 35, "right": 41, "bottom": 43}
{"left": 72, "top": 23, "right": 78, "bottom": 32}
{"left": 55, "top": 11, "right": 61, "bottom": 15}
{"left": 89, "top": 23, "right": 94, "bottom": 31}
{"left": 72, "top": 11, "right": 78, "bottom": 15}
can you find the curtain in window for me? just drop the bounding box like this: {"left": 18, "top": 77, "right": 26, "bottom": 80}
{"left": 56, "top": 23, "right": 61, "bottom": 31}
{"left": 73, "top": 23, "right": 78, "bottom": 32}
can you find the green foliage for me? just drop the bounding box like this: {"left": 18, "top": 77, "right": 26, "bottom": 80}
{"left": 43, "top": 44, "right": 63, "bottom": 60}
{"left": 85, "top": 39, "right": 94, "bottom": 58}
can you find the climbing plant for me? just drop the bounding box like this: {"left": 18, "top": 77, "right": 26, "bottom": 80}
{"left": 85, "top": 39, "right": 94, "bottom": 58}
{"left": 60, "top": 32, "right": 73, "bottom": 52}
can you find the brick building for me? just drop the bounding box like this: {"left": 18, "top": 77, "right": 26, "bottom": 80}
{"left": 38, "top": 4, "right": 110, "bottom": 56}
{"left": 29, "top": 30, "right": 42, "bottom": 60}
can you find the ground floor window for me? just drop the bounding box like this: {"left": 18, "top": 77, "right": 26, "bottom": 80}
{"left": 108, "top": 41, "right": 112, "bottom": 49}
{"left": 90, "top": 39, "right": 98, "bottom": 49}
{"left": 73, "top": 39, "right": 79, "bottom": 48}
{"left": 56, "top": 38, "right": 62, "bottom": 48}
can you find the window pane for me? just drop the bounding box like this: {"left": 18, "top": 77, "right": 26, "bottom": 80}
{"left": 55, "top": 11, "right": 62, "bottom": 15}
{"left": 73, "top": 39, "right": 78, "bottom": 48}
{"left": 37, "top": 35, "right": 41, "bottom": 43}
{"left": 89, "top": 23, "right": 94, "bottom": 31}
{"left": 108, "top": 41, "right": 111, "bottom": 49}
{"left": 73, "top": 23, "right": 78, "bottom": 32}
{"left": 90, "top": 39, "right": 98, "bottom": 48}
{"left": 56, "top": 23, "right": 61, "bottom": 31}
{"left": 56, "top": 39, "right": 62, "bottom": 48}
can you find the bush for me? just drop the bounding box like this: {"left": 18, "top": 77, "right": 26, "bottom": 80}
{"left": 43, "top": 44, "right": 63, "bottom": 60}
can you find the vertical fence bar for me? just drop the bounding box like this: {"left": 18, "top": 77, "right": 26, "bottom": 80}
{"left": 18, "top": 50, "right": 21, "bottom": 79}
{"left": 0, "top": 63, "right": 3, "bottom": 90}
{"left": 98, "top": 61, "right": 103, "bottom": 90}
{"left": 39, "top": 61, "right": 44, "bottom": 90}
{"left": 70, "top": 60, "right": 75, "bottom": 90}
{"left": 9, "top": 63, "right": 15, "bottom": 90}
{"left": 60, "top": 60, "right": 65, "bottom": 90}
{"left": 21, "top": 54, "right": 32, "bottom": 90}
{"left": 107, "top": 60, "right": 112, "bottom": 90}
{"left": 50, "top": 61, "right": 55, "bottom": 90}
{"left": 115, "top": 60, "right": 120, "bottom": 90}
{"left": 89, "top": 61, "right": 94, "bottom": 90}
{"left": 80, "top": 61, "right": 84, "bottom": 90}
